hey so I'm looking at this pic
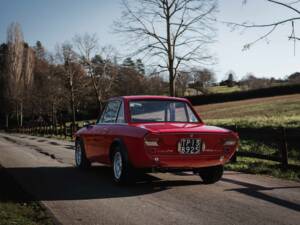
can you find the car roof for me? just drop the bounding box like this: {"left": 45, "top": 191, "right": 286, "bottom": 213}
{"left": 109, "top": 95, "right": 189, "bottom": 102}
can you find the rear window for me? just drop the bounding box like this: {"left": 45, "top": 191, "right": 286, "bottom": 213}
{"left": 129, "top": 100, "right": 199, "bottom": 123}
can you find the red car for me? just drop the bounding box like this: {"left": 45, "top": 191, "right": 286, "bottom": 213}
{"left": 75, "top": 96, "right": 238, "bottom": 184}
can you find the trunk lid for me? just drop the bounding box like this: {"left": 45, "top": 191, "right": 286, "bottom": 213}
{"left": 133, "top": 122, "right": 230, "bottom": 134}
{"left": 136, "top": 123, "right": 236, "bottom": 156}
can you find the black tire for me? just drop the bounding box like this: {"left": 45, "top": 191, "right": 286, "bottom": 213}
{"left": 112, "top": 145, "right": 135, "bottom": 184}
{"left": 198, "top": 165, "right": 223, "bottom": 184}
{"left": 75, "top": 139, "right": 91, "bottom": 169}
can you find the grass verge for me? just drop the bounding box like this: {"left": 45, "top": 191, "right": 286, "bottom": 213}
{"left": 225, "top": 157, "right": 300, "bottom": 182}
{"left": 0, "top": 165, "right": 55, "bottom": 225}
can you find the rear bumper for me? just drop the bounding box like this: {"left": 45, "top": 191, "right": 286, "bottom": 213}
{"left": 129, "top": 148, "right": 236, "bottom": 169}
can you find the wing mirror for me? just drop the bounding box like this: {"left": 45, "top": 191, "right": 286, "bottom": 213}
{"left": 83, "top": 121, "right": 93, "bottom": 128}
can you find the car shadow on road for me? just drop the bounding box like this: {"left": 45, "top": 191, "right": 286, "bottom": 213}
{"left": 3, "top": 166, "right": 203, "bottom": 202}
{"left": 222, "top": 177, "right": 300, "bottom": 212}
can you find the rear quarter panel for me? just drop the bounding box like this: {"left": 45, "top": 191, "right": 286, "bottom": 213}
{"left": 102, "top": 124, "right": 149, "bottom": 165}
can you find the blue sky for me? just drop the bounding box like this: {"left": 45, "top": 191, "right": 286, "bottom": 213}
{"left": 0, "top": 0, "right": 299, "bottom": 81}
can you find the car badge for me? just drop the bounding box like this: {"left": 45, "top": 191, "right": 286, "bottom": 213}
{"left": 190, "top": 134, "right": 194, "bottom": 138}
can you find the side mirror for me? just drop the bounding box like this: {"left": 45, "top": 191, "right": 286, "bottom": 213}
{"left": 83, "top": 121, "right": 92, "bottom": 128}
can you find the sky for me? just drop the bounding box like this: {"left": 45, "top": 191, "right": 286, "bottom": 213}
{"left": 0, "top": 0, "right": 299, "bottom": 81}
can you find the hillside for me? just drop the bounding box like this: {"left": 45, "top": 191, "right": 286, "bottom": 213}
{"left": 207, "top": 85, "right": 242, "bottom": 94}
{"left": 194, "top": 94, "right": 300, "bottom": 128}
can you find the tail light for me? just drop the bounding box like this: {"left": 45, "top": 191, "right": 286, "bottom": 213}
{"left": 144, "top": 134, "right": 160, "bottom": 147}
{"left": 224, "top": 139, "right": 237, "bottom": 146}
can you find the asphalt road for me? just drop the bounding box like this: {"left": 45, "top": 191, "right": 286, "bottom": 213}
{"left": 0, "top": 132, "right": 299, "bottom": 225}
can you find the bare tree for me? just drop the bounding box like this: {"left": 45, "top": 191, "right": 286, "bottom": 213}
{"left": 228, "top": 0, "right": 300, "bottom": 52}
{"left": 6, "top": 23, "right": 25, "bottom": 127}
{"left": 91, "top": 48, "right": 118, "bottom": 109}
{"left": 73, "top": 34, "right": 118, "bottom": 110}
{"left": 190, "top": 68, "right": 215, "bottom": 94}
{"left": 240, "top": 73, "right": 272, "bottom": 90}
{"left": 56, "top": 43, "right": 84, "bottom": 127}
{"left": 176, "top": 71, "right": 191, "bottom": 96}
{"left": 115, "top": 0, "right": 217, "bottom": 96}
{"left": 20, "top": 45, "right": 35, "bottom": 126}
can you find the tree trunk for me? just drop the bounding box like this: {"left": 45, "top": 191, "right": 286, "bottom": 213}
{"left": 90, "top": 69, "right": 102, "bottom": 111}
{"left": 70, "top": 85, "right": 76, "bottom": 128}
{"left": 20, "top": 101, "right": 23, "bottom": 127}
{"left": 51, "top": 102, "right": 57, "bottom": 126}
{"left": 169, "top": 74, "right": 175, "bottom": 97}
{"left": 165, "top": 3, "right": 175, "bottom": 97}
{"left": 16, "top": 103, "right": 20, "bottom": 127}
{"left": 5, "top": 113, "right": 9, "bottom": 129}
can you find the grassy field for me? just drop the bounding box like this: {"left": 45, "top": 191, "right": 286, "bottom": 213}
{"left": 195, "top": 93, "right": 300, "bottom": 181}
{"left": 225, "top": 157, "right": 300, "bottom": 181}
{"left": 207, "top": 85, "right": 242, "bottom": 94}
{"left": 0, "top": 166, "right": 55, "bottom": 225}
{"left": 194, "top": 94, "right": 300, "bottom": 128}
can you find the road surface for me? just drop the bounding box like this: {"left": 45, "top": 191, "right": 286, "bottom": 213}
{"left": 0, "top": 132, "right": 299, "bottom": 225}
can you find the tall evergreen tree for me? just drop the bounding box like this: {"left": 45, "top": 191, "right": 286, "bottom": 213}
{"left": 122, "top": 57, "right": 135, "bottom": 69}
{"left": 136, "top": 59, "right": 145, "bottom": 75}
{"left": 34, "top": 41, "right": 46, "bottom": 60}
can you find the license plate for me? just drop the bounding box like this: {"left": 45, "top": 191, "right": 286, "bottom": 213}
{"left": 178, "top": 138, "right": 202, "bottom": 154}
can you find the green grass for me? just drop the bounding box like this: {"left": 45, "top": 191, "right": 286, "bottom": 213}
{"left": 0, "top": 202, "right": 54, "bottom": 225}
{"left": 195, "top": 94, "right": 300, "bottom": 128}
{"left": 0, "top": 166, "right": 55, "bottom": 225}
{"left": 205, "top": 115, "right": 300, "bottom": 128}
{"left": 196, "top": 94, "right": 300, "bottom": 119}
{"left": 225, "top": 157, "right": 300, "bottom": 182}
{"left": 207, "top": 85, "right": 242, "bottom": 94}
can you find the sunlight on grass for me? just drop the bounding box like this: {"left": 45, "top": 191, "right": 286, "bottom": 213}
{"left": 207, "top": 85, "right": 242, "bottom": 94}
{"left": 205, "top": 115, "right": 300, "bottom": 128}
{"left": 226, "top": 157, "right": 300, "bottom": 181}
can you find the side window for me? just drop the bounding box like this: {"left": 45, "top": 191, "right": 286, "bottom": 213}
{"left": 187, "top": 106, "right": 199, "bottom": 122}
{"left": 97, "top": 103, "right": 107, "bottom": 124}
{"left": 116, "top": 101, "right": 125, "bottom": 123}
{"left": 100, "top": 101, "right": 121, "bottom": 123}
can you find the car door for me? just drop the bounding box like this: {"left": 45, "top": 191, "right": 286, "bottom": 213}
{"left": 90, "top": 100, "right": 121, "bottom": 163}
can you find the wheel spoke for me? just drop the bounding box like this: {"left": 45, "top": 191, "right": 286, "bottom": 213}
{"left": 75, "top": 143, "right": 82, "bottom": 166}
{"left": 113, "top": 152, "right": 122, "bottom": 179}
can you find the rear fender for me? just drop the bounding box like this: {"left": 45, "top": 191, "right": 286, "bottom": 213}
{"left": 109, "top": 138, "right": 129, "bottom": 165}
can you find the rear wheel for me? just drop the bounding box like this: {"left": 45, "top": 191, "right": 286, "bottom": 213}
{"left": 75, "top": 139, "right": 91, "bottom": 169}
{"left": 198, "top": 165, "right": 223, "bottom": 184}
{"left": 112, "top": 146, "right": 135, "bottom": 184}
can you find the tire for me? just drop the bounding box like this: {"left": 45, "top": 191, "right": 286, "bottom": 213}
{"left": 112, "top": 145, "right": 135, "bottom": 184}
{"left": 75, "top": 139, "right": 91, "bottom": 169}
{"left": 198, "top": 165, "right": 223, "bottom": 184}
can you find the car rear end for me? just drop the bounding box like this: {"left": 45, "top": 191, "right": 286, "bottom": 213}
{"left": 142, "top": 129, "right": 238, "bottom": 170}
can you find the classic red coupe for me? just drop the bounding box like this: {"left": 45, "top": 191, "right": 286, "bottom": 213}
{"left": 75, "top": 96, "right": 238, "bottom": 184}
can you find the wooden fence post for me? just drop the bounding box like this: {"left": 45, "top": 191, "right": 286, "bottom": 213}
{"left": 280, "top": 127, "right": 288, "bottom": 169}
{"left": 63, "top": 123, "right": 67, "bottom": 138}
{"left": 230, "top": 124, "right": 238, "bottom": 163}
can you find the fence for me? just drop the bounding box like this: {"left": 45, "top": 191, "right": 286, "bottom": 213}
{"left": 223, "top": 125, "right": 300, "bottom": 168}
{"left": 8, "top": 124, "right": 300, "bottom": 168}
{"left": 9, "top": 123, "right": 80, "bottom": 140}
